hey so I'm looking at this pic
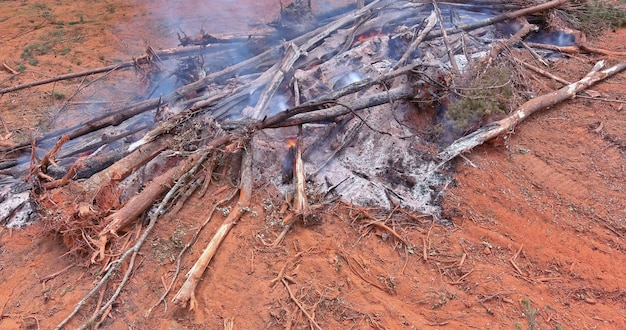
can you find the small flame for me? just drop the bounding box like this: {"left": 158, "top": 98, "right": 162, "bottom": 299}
{"left": 287, "top": 138, "right": 297, "bottom": 148}
{"left": 282, "top": 138, "right": 298, "bottom": 184}
{"left": 357, "top": 29, "right": 383, "bottom": 42}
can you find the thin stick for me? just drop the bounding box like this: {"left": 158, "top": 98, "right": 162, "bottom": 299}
{"left": 32, "top": 135, "right": 69, "bottom": 176}
{"left": 91, "top": 280, "right": 108, "bottom": 321}
{"left": 145, "top": 187, "right": 238, "bottom": 316}
{"left": 41, "top": 158, "right": 84, "bottom": 189}
{"left": 579, "top": 43, "right": 626, "bottom": 57}
{"left": 270, "top": 263, "right": 289, "bottom": 288}
{"left": 393, "top": 10, "right": 437, "bottom": 69}
{"left": 271, "top": 222, "right": 292, "bottom": 247}
{"left": 265, "top": 84, "right": 415, "bottom": 128}
{"left": 521, "top": 41, "right": 549, "bottom": 66}
{"left": 524, "top": 41, "right": 579, "bottom": 54}
{"left": 448, "top": 268, "right": 475, "bottom": 285}
{"left": 167, "top": 176, "right": 204, "bottom": 216}
{"left": 0, "top": 63, "right": 123, "bottom": 96}
{"left": 433, "top": 1, "right": 459, "bottom": 74}
{"left": 511, "top": 244, "right": 523, "bottom": 261}
{"left": 509, "top": 244, "right": 525, "bottom": 276}
{"left": 427, "top": 0, "right": 569, "bottom": 40}
{"left": 482, "top": 18, "right": 534, "bottom": 67}
{"left": 0, "top": 44, "right": 236, "bottom": 96}
{"left": 172, "top": 146, "right": 253, "bottom": 310}
{"left": 0, "top": 288, "right": 14, "bottom": 318}
{"left": 363, "top": 220, "right": 408, "bottom": 246}
{"left": 2, "top": 62, "right": 18, "bottom": 74}
{"left": 56, "top": 65, "right": 121, "bottom": 114}
{"left": 576, "top": 95, "right": 626, "bottom": 104}
{"left": 281, "top": 277, "right": 323, "bottom": 330}
{"left": 422, "top": 236, "right": 428, "bottom": 262}
{"left": 340, "top": 253, "right": 388, "bottom": 293}
{"left": 512, "top": 57, "right": 571, "bottom": 85}
{"left": 249, "top": 42, "right": 302, "bottom": 119}
{"left": 77, "top": 252, "right": 138, "bottom": 330}
{"left": 39, "top": 264, "right": 74, "bottom": 284}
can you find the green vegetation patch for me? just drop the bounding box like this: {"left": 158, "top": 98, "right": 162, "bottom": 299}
{"left": 21, "top": 42, "right": 51, "bottom": 65}
{"left": 520, "top": 298, "right": 538, "bottom": 330}
{"left": 435, "top": 66, "right": 512, "bottom": 144}
{"left": 565, "top": 0, "right": 626, "bottom": 36}
{"left": 19, "top": 24, "right": 84, "bottom": 67}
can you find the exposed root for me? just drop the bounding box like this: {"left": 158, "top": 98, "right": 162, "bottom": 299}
{"left": 338, "top": 251, "right": 390, "bottom": 294}
{"left": 39, "top": 264, "right": 74, "bottom": 285}
{"left": 55, "top": 149, "right": 212, "bottom": 329}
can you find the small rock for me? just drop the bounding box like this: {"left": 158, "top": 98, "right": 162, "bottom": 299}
{"left": 483, "top": 247, "right": 492, "bottom": 255}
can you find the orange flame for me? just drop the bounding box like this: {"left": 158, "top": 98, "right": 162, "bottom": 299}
{"left": 357, "top": 29, "right": 383, "bottom": 42}
{"left": 287, "top": 138, "right": 297, "bottom": 148}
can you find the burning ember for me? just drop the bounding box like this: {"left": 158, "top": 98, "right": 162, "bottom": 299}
{"left": 281, "top": 138, "right": 298, "bottom": 184}
{"left": 356, "top": 29, "right": 383, "bottom": 42}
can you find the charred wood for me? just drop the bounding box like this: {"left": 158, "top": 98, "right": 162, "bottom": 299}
{"left": 264, "top": 84, "right": 416, "bottom": 128}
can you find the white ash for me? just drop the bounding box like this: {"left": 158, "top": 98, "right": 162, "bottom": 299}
{"left": 0, "top": 177, "right": 37, "bottom": 228}
{"left": 250, "top": 35, "right": 452, "bottom": 217}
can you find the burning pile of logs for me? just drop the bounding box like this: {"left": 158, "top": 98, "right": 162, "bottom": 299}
{"left": 1, "top": 0, "right": 625, "bottom": 326}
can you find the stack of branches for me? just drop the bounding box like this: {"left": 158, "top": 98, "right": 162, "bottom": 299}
{"left": 0, "top": 0, "right": 625, "bottom": 327}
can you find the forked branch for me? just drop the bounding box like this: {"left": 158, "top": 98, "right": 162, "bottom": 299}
{"left": 172, "top": 145, "right": 253, "bottom": 310}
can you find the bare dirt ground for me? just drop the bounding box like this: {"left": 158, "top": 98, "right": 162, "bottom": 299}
{"left": 1, "top": 1, "right": 626, "bottom": 329}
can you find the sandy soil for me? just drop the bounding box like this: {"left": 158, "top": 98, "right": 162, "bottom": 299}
{"left": 1, "top": 1, "right": 626, "bottom": 329}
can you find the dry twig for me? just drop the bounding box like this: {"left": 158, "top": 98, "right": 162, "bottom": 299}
{"left": 509, "top": 244, "right": 525, "bottom": 277}
{"left": 172, "top": 145, "right": 253, "bottom": 310}
{"left": 39, "top": 264, "right": 74, "bottom": 284}
{"left": 281, "top": 277, "right": 323, "bottom": 330}
{"left": 146, "top": 186, "right": 239, "bottom": 316}
{"left": 433, "top": 1, "right": 459, "bottom": 74}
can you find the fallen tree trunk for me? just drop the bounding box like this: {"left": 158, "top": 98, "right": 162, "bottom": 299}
{"left": 393, "top": 10, "right": 438, "bottom": 69}
{"left": 0, "top": 43, "right": 246, "bottom": 96}
{"left": 172, "top": 145, "right": 253, "bottom": 310}
{"left": 0, "top": 97, "right": 162, "bottom": 154}
{"left": 97, "top": 152, "right": 203, "bottom": 240}
{"left": 438, "top": 60, "right": 626, "bottom": 162}
{"left": 265, "top": 83, "right": 416, "bottom": 128}
{"left": 80, "top": 137, "right": 170, "bottom": 193}
{"left": 428, "top": 0, "right": 569, "bottom": 40}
